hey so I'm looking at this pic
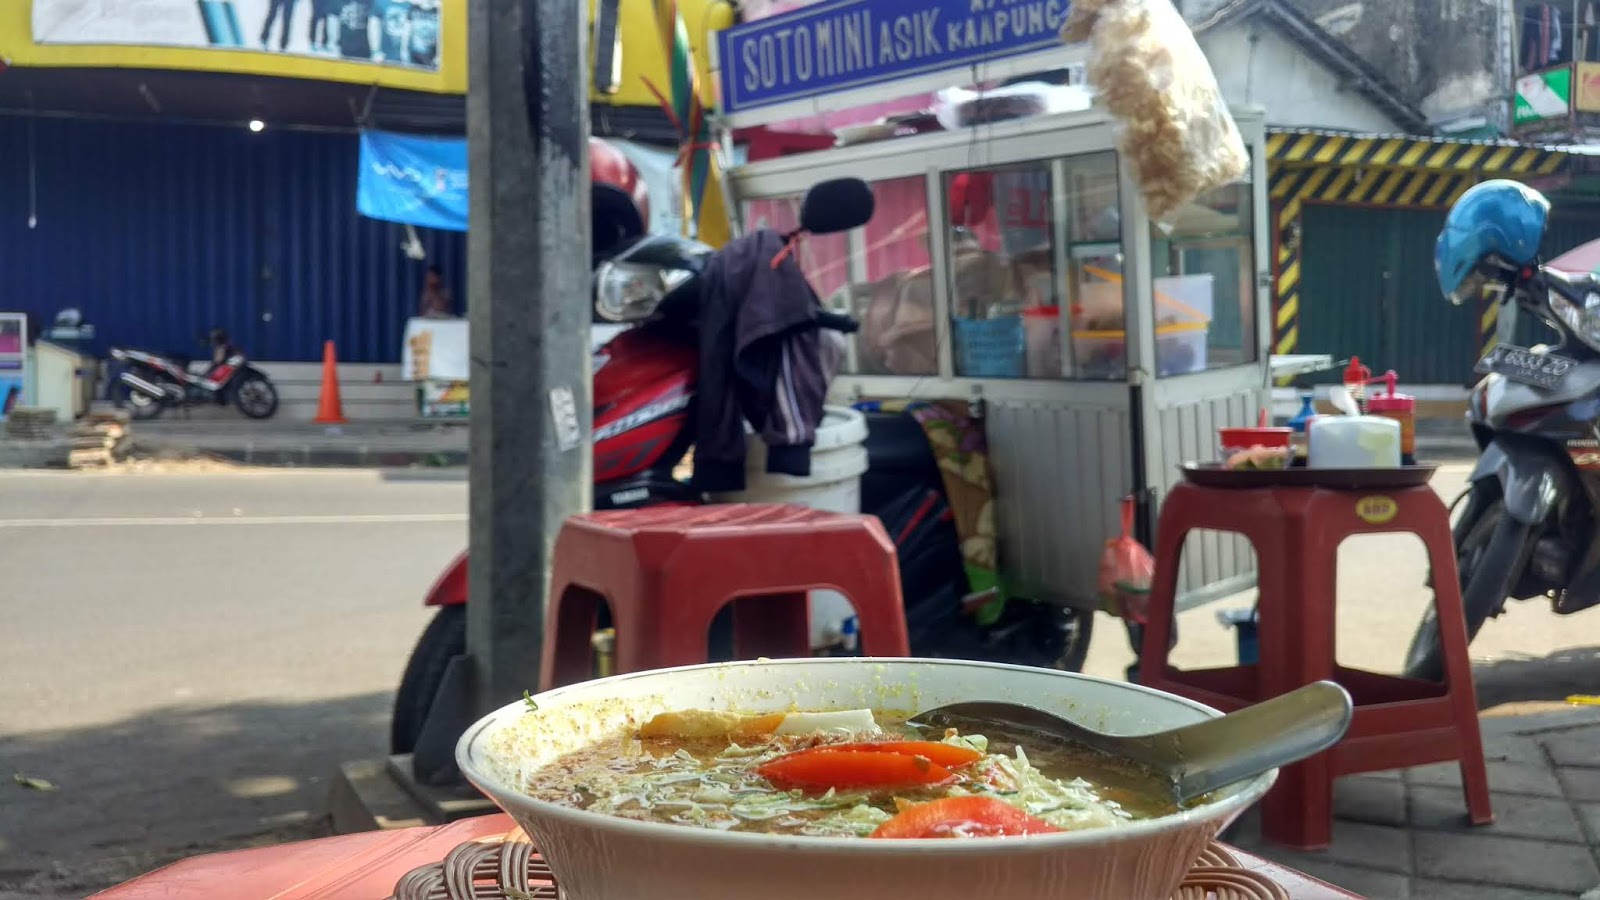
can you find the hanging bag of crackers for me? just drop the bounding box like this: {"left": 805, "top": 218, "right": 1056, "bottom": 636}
{"left": 1061, "top": 0, "right": 1249, "bottom": 224}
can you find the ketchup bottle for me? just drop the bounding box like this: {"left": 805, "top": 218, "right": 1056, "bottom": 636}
{"left": 1343, "top": 356, "right": 1372, "bottom": 414}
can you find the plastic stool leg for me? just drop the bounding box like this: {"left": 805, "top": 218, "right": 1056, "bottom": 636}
{"left": 1260, "top": 754, "right": 1335, "bottom": 850}
{"left": 543, "top": 585, "right": 605, "bottom": 690}
{"left": 1422, "top": 514, "right": 1495, "bottom": 826}
{"left": 1139, "top": 489, "right": 1195, "bottom": 686}
{"left": 849, "top": 583, "right": 911, "bottom": 658}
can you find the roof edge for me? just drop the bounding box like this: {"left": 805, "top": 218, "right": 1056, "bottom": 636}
{"left": 1195, "top": 0, "right": 1429, "bottom": 134}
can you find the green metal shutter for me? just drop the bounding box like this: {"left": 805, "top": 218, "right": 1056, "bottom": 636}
{"left": 1298, "top": 205, "right": 1479, "bottom": 384}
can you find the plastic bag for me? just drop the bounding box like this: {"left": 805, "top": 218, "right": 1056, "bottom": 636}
{"left": 1098, "top": 495, "right": 1155, "bottom": 623}
{"left": 932, "top": 82, "right": 1093, "bottom": 132}
{"left": 1061, "top": 0, "right": 1249, "bottom": 224}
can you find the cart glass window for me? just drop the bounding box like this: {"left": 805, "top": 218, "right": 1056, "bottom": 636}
{"left": 1147, "top": 179, "right": 1257, "bottom": 376}
{"left": 854, "top": 176, "right": 937, "bottom": 376}
{"left": 743, "top": 195, "right": 853, "bottom": 302}
{"left": 944, "top": 153, "right": 1123, "bottom": 380}
{"left": 747, "top": 177, "right": 937, "bottom": 377}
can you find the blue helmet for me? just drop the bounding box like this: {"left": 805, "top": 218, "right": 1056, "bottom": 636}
{"left": 1435, "top": 179, "right": 1549, "bottom": 305}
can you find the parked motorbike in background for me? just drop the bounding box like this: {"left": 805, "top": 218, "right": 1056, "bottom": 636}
{"left": 391, "top": 175, "right": 1094, "bottom": 756}
{"left": 110, "top": 328, "right": 279, "bottom": 421}
{"left": 1406, "top": 180, "right": 1600, "bottom": 679}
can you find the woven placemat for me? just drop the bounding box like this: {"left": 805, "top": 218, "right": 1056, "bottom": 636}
{"left": 388, "top": 829, "right": 1287, "bottom": 900}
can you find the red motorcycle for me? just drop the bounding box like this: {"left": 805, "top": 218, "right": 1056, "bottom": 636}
{"left": 391, "top": 173, "right": 1094, "bottom": 755}
{"left": 110, "top": 328, "right": 279, "bottom": 420}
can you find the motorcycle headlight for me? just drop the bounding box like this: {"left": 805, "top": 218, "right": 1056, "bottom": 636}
{"left": 594, "top": 262, "right": 691, "bottom": 322}
{"left": 1548, "top": 288, "right": 1600, "bottom": 352}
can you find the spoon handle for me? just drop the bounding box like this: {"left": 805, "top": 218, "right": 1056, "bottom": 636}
{"left": 1168, "top": 681, "right": 1353, "bottom": 804}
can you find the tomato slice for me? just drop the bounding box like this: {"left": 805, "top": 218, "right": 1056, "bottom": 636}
{"left": 870, "top": 796, "right": 1063, "bottom": 839}
{"left": 849, "top": 740, "right": 983, "bottom": 767}
{"left": 756, "top": 750, "right": 957, "bottom": 793}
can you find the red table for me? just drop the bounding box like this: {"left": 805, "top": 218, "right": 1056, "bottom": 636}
{"left": 89, "top": 814, "right": 1369, "bottom": 899}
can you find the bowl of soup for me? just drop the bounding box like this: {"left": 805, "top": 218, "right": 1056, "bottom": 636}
{"left": 457, "top": 658, "right": 1276, "bottom": 900}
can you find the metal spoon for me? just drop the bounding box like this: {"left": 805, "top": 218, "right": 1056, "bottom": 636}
{"left": 908, "top": 680, "right": 1353, "bottom": 806}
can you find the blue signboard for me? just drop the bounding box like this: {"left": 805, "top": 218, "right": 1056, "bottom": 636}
{"left": 357, "top": 130, "right": 469, "bottom": 233}
{"left": 717, "top": 0, "right": 1072, "bottom": 115}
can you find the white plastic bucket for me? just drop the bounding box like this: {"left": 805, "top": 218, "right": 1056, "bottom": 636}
{"left": 712, "top": 406, "right": 871, "bottom": 648}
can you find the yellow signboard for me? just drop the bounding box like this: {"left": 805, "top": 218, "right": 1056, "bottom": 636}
{"left": 596, "top": 0, "right": 730, "bottom": 110}
{"left": 0, "top": 0, "right": 728, "bottom": 103}
{"left": 1578, "top": 62, "right": 1600, "bottom": 113}
{"left": 2, "top": 1, "right": 463, "bottom": 93}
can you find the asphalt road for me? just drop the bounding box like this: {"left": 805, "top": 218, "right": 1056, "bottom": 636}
{"left": 0, "top": 468, "right": 464, "bottom": 899}
{"left": 2, "top": 463, "right": 1596, "bottom": 898}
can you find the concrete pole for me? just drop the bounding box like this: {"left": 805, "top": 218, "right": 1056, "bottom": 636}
{"left": 465, "top": 0, "right": 592, "bottom": 716}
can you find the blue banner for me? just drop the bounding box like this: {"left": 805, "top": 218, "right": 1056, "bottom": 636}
{"left": 357, "top": 130, "right": 469, "bottom": 232}
{"left": 716, "top": 0, "right": 1072, "bottom": 115}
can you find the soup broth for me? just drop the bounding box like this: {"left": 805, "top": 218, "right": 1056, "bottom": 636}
{"left": 519, "top": 709, "right": 1176, "bottom": 839}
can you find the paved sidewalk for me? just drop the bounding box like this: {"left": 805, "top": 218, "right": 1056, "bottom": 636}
{"left": 1226, "top": 704, "right": 1600, "bottom": 899}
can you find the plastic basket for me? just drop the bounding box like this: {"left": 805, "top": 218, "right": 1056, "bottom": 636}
{"left": 953, "top": 315, "right": 1025, "bottom": 378}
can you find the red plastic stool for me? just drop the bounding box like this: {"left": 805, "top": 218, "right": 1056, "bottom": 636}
{"left": 540, "top": 503, "right": 910, "bottom": 690}
{"left": 1138, "top": 481, "right": 1493, "bottom": 849}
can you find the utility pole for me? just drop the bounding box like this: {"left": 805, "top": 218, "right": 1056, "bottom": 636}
{"left": 465, "top": 0, "right": 592, "bottom": 717}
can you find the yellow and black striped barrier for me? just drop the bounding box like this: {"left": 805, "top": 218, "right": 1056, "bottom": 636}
{"left": 1479, "top": 283, "right": 1501, "bottom": 371}
{"left": 1264, "top": 128, "right": 1573, "bottom": 382}
{"left": 1265, "top": 130, "right": 1567, "bottom": 180}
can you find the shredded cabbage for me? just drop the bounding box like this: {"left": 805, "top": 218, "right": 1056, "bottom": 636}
{"left": 527, "top": 725, "right": 1136, "bottom": 836}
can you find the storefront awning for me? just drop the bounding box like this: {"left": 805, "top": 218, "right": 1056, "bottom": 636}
{"left": 1262, "top": 127, "right": 1588, "bottom": 211}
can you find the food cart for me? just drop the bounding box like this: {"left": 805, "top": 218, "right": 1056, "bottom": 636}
{"left": 712, "top": 6, "right": 1272, "bottom": 611}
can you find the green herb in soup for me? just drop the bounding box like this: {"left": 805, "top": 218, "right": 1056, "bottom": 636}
{"left": 519, "top": 708, "right": 1176, "bottom": 839}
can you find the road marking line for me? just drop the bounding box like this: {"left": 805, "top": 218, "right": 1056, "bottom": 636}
{"left": 0, "top": 513, "right": 467, "bottom": 528}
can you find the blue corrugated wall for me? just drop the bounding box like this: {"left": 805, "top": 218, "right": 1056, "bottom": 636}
{"left": 0, "top": 115, "right": 467, "bottom": 363}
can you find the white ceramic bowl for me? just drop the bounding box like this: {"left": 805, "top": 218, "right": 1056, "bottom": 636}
{"left": 457, "top": 658, "right": 1276, "bottom": 900}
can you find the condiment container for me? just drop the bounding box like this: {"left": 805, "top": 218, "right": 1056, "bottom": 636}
{"left": 1307, "top": 415, "right": 1402, "bottom": 469}
{"left": 1218, "top": 426, "right": 1292, "bottom": 462}
{"left": 1367, "top": 370, "right": 1416, "bottom": 462}
{"left": 1343, "top": 356, "right": 1372, "bottom": 414}
{"left": 1287, "top": 392, "right": 1317, "bottom": 460}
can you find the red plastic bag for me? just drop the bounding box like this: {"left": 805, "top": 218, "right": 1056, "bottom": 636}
{"left": 1098, "top": 495, "right": 1155, "bottom": 623}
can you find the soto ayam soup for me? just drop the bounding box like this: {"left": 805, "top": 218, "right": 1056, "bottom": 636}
{"left": 518, "top": 707, "right": 1178, "bottom": 839}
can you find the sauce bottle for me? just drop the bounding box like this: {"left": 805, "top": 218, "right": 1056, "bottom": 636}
{"left": 1368, "top": 370, "right": 1416, "bottom": 466}
{"left": 1287, "top": 392, "right": 1317, "bottom": 462}
{"left": 1343, "top": 356, "right": 1372, "bottom": 414}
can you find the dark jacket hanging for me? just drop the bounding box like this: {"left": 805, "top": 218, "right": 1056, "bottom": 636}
{"left": 692, "top": 229, "right": 831, "bottom": 493}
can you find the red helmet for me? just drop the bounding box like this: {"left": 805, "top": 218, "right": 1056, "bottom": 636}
{"left": 591, "top": 138, "right": 650, "bottom": 254}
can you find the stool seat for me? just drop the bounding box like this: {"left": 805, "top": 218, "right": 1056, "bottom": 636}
{"left": 540, "top": 503, "right": 910, "bottom": 690}
{"left": 1138, "top": 482, "right": 1492, "bottom": 849}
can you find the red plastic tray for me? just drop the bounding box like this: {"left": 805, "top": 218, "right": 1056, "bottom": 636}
{"left": 1181, "top": 462, "right": 1437, "bottom": 490}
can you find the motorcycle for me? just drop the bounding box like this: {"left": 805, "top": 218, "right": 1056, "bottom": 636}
{"left": 110, "top": 328, "right": 279, "bottom": 421}
{"left": 391, "top": 177, "right": 1094, "bottom": 755}
{"left": 1404, "top": 192, "right": 1600, "bottom": 680}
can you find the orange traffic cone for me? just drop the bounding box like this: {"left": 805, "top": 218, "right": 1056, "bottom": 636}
{"left": 313, "top": 340, "right": 347, "bottom": 424}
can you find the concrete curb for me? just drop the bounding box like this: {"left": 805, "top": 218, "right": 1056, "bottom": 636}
{"left": 0, "top": 438, "right": 73, "bottom": 468}
{"left": 128, "top": 439, "right": 469, "bottom": 469}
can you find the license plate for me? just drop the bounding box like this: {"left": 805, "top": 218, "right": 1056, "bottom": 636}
{"left": 1476, "top": 344, "right": 1578, "bottom": 389}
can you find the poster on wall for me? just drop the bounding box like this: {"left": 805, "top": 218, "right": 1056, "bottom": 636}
{"left": 1577, "top": 63, "right": 1600, "bottom": 113}
{"left": 9, "top": 0, "right": 459, "bottom": 92}
{"left": 403, "top": 317, "right": 468, "bottom": 382}
{"left": 0, "top": 314, "right": 29, "bottom": 422}
{"left": 1514, "top": 67, "right": 1572, "bottom": 126}
{"left": 419, "top": 379, "right": 468, "bottom": 418}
